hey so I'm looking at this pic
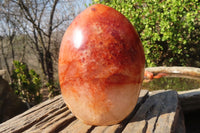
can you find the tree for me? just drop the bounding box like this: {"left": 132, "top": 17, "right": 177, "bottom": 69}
{"left": 0, "top": 0, "right": 90, "bottom": 98}
{"left": 0, "top": 1, "right": 20, "bottom": 76}
{"left": 1, "top": 0, "right": 76, "bottom": 96}
{"left": 15, "top": 0, "right": 61, "bottom": 92}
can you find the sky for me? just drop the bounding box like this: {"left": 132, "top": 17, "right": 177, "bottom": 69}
{"left": 76, "top": 0, "right": 93, "bottom": 14}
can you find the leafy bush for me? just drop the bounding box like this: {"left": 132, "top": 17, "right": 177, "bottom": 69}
{"left": 92, "top": 0, "right": 200, "bottom": 67}
{"left": 11, "top": 61, "right": 42, "bottom": 107}
{"left": 46, "top": 81, "right": 60, "bottom": 98}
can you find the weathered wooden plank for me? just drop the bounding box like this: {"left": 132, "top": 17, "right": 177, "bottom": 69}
{"left": 38, "top": 113, "right": 76, "bottom": 133}
{"left": 24, "top": 107, "right": 75, "bottom": 132}
{"left": 178, "top": 88, "right": 200, "bottom": 112}
{"left": 123, "top": 90, "right": 184, "bottom": 133}
{"left": 60, "top": 119, "right": 94, "bottom": 133}
{"left": 0, "top": 95, "right": 65, "bottom": 133}
{"left": 171, "top": 106, "right": 185, "bottom": 133}
{"left": 91, "top": 89, "right": 149, "bottom": 133}
{"left": 0, "top": 90, "right": 149, "bottom": 133}
{"left": 0, "top": 89, "right": 184, "bottom": 133}
{"left": 152, "top": 91, "right": 180, "bottom": 133}
{"left": 61, "top": 90, "right": 148, "bottom": 133}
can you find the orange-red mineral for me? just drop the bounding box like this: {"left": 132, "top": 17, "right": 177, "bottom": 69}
{"left": 59, "top": 4, "right": 145, "bottom": 126}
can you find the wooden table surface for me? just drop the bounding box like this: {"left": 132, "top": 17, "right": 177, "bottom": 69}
{"left": 0, "top": 89, "right": 185, "bottom": 133}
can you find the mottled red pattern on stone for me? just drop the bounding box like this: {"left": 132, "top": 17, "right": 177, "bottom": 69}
{"left": 59, "top": 4, "right": 145, "bottom": 125}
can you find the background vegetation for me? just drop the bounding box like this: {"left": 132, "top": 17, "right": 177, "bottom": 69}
{"left": 0, "top": 0, "right": 88, "bottom": 104}
{"left": 11, "top": 61, "right": 42, "bottom": 107}
{"left": 0, "top": 0, "right": 199, "bottom": 106}
{"left": 92, "top": 0, "right": 200, "bottom": 67}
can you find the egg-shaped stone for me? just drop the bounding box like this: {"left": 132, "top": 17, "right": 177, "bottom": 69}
{"left": 59, "top": 4, "right": 145, "bottom": 126}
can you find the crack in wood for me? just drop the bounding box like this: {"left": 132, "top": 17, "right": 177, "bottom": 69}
{"left": 142, "top": 120, "right": 148, "bottom": 133}
{"left": 152, "top": 100, "right": 165, "bottom": 132}
{"left": 86, "top": 126, "right": 96, "bottom": 133}
{"left": 33, "top": 106, "right": 69, "bottom": 127}
{"left": 47, "top": 116, "right": 77, "bottom": 133}
{"left": 11, "top": 114, "right": 48, "bottom": 133}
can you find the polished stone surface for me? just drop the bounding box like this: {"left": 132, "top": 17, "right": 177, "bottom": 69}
{"left": 59, "top": 4, "right": 145, "bottom": 125}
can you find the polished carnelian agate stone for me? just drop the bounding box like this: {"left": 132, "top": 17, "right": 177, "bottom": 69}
{"left": 59, "top": 4, "right": 145, "bottom": 126}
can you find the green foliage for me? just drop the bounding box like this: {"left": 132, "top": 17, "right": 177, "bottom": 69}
{"left": 11, "top": 61, "right": 42, "bottom": 107}
{"left": 92, "top": 0, "right": 200, "bottom": 67}
{"left": 46, "top": 81, "right": 60, "bottom": 98}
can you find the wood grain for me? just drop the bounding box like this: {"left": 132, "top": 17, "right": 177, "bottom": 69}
{"left": 0, "top": 90, "right": 185, "bottom": 133}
